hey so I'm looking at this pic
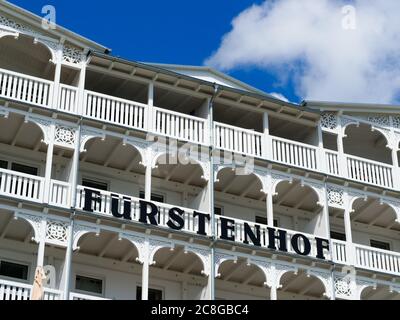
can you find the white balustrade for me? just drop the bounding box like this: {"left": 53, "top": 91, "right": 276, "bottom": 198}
{"left": 58, "top": 84, "right": 78, "bottom": 114}
{"left": 346, "top": 155, "right": 393, "bottom": 189}
{"left": 332, "top": 240, "right": 348, "bottom": 264}
{"left": 272, "top": 136, "right": 318, "bottom": 171}
{"left": 0, "top": 279, "right": 61, "bottom": 300}
{"left": 214, "top": 122, "right": 263, "bottom": 157}
{"left": 84, "top": 90, "right": 147, "bottom": 130}
{"left": 50, "top": 180, "right": 71, "bottom": 208}
{"left": 0, "top": 168, "right": 44, "bottom": 202}
{"left": 152, "top": 106, "right": 207, "bottom": 144}
{"left": 0, "top": 68, "right": 53, "bottom": 108}
{"left": 69, "top": 292, "right": 110, "bottom": 300}
{"left": 0, "top": 279, "right": 31, "bottom": 300}
{"left": 355, "top": 244, "right": 400, "bottom": 275}
{"left": 326, "top": 150, "right": 340, "bottom": 176}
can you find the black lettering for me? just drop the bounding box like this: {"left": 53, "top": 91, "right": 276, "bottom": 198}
{"left": 193, "top": 212, "right": 211, "bottom": 236}
{"left": 111, "top": 195, "right": 132, "bottom": 220}
{"left": 220, "top": 218, "right": 235, "bottom": 242}
{"left": 243, "top": 223, "right": 261, "bottom": 247}
{"left": 83, "top": 189, "right": 102, "bottom": 213}
{"left": 267, "top": 228, "right": 288, "bottom": 252}
{"left": 139, "top": 200, "right": 159, "bottom": 226}
{"left": 167, "top": 207, "right": 185, "bottom": 231}
{"left": 291, "top": 234, "right": 311, "bottom": 256}
{"left": 315, "top": 237, "right": 330, "bottom": 260}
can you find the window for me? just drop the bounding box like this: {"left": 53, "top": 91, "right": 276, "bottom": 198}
{"left": 370, "top": 240, "right": 391, "bottom": 251}
{"left": 11, "top": 163, "right": 38, "bottom": 176}
{"left": 0, "top": 261, "right": 28, "bottom": 281}
{"left": 136, "top": 287, "right": 163, "bottom": 301}
{"left": 75, "top": 275, "right": 103, "bottom": 295}
{"left": 215, "top": 207, "right": 223, "bottom": 216}
{"left": 139, "top": 191, "right": 164, "bottom": 203}
{"left": 82, "top": 179, "right": 108, "bottom": 191}
{"left": 255, "top": 216, "right": 279, "bottom": 227}
{"left": 331, "top": 231, "right": 346, "bottom": 241}
{"left": 0, "top": 160, "right": 8, "bottom": 169}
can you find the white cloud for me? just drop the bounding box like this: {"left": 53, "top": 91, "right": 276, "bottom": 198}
{"left": 206, "top": 0, "right": 400, "bottom": 104}
{"left": 269, "top": 92, "right": 289, "bottom": 102}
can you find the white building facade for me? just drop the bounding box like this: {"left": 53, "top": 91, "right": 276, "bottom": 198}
{"left": 0, "top": 2, "right": 400, "bottom": 301}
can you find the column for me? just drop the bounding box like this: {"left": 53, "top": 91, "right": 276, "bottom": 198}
{"left": 141, "top": 238, "right": 150, "bottom": 300}
{"left": 391, "top": 146, "right": 400, "bottom": 189}
{"left": 144, "top": 148, "right": 152, "bottom": 201}
{"left": 76, "top": 52, "right": 88, "bottom": 116}
{"left": 317, "top": 122, "right": 327, "bottom": 173}
{"left": 270, "top": 286, "right": 278, "bottom": 301}
{"left": 337, "top": 114, "right": 346, "bottom": 177}
{"left": 343, "top": 195, "right": 355, "bottom": 265}
{"left": 266, "top": 174, "right": 274, "bottom": 227}
{"left": 263, "top": 112, "right": 272, "bottom": 159}
{"left": 62, "top": 218, "right": 74, "bottom": 300}
{"left": 69, "top": 125, "right": 81, "bottom": 208}
{"left": 43, "top": 124, "right": 55, "bottom": 203}
{"left": 36, "top": 219, "right": 47, "bottom": 268}
{"left": 51, "top": 44, "right": 63, "bottom": 108}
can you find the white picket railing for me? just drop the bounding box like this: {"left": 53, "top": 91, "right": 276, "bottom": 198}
{"left": 332, "top": 240, "right": 348, "bottom": 265}
{"left": 346, "top": 155, "right": 393, "bottom": 189}
{"left": 326, "top": 150, "right": 340, "bottom": 176}
{"left": 58, "top": 84, "right": 78, "bottom": 114}
{"left": 49, "top": 180, "right": 71, "bottom": 208}
{"left": 0, "top": 68, "right": 53, "bottom": 108}
{"left": 69, "top": 292, "right": 110, "bottom": 300}
{"left": 0, "top": 168, "right": 44, "bottom": 202}
{"left": 152, "top": 106, "right": 207, "bottom": 144}
{"left": 0, "top": 279, "right": 31, "bottom": 300}
{"left": 214, "top": 122, "right": 263, "bottom": 157}
{"left": 355, "top": 244, "right": 400, "bottom": 275}
{"left": 272, "top": 136, "right": 318, "bottom": 171}
{"left": 0, "top": 279, "right": 61, "bottom": 300}
{"left": 84, "top": 90, "right": 147, "bottom": 130}
{"left": 75, "top": 186, "right": 209, "bottom": 236}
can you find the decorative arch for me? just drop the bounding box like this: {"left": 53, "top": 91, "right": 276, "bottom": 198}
{"left": 14, "top": 212, "right": 43, "bottom": 244}
{"left": 148, "top": 239, "right": 175, "bottom": 266}
{"left": 278, "top": 269, "right": 330, "bottom": 299}
{"left": 152, "top": 151, "right": 209, "bottom": 181}
{"left": 349, "top": 195, "right": 400, "bottom": 223}
{"left": 273, "top": 178, "right": 324, "bottom": 207}
{"left": 79, "top": 128, "right": 106, "bottom": 153}
{"left": 214, "top": 165, "right": 267, "bottom": 193}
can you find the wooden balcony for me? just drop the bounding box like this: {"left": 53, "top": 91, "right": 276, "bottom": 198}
{"left": 332, "top": 240, "right": 400, "bottom": 276}
{"left": 1, "top": 67, "right": 399, "bottom": 190}
{"left": 0, "top": 278, "right": 61, "bottom": 300}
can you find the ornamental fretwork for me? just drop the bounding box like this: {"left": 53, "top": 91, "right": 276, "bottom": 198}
{"left": 321, "top": 113, "right": 338, "bottom": 130}
{"left": 55, "top": 125, "right": 76, "bottom": 148}
{"left": 63, "top": 45, "right": 84, "bottom": 64}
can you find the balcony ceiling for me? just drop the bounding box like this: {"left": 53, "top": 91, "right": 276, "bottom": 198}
{"left": 0, "top": 113, "right": 46, "bottom": 152}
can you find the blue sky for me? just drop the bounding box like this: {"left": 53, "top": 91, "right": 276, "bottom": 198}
{"left": 10, "top": 1, "right": 400, "bottom": 105}
{"left": 10, "top": 0, "right": 299, "bottom": 102}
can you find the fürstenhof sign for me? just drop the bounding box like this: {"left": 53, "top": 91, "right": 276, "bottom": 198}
{"left": 82, "top": 189, "right": 330, "bottom": 260}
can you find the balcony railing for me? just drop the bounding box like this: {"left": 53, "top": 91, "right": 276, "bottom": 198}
{"left": 0, "top": 168, "right": 44, "bottom": 203}
{"left": 153, "top": 106, "right": 208, "bottom": 145}
{"left": 0, "top": 279, "right": 61, "bottom": 300}
{"left": 0, "top": 68, "right": 53, "bottom": 108}
{"left": 75, "top": 186, "right": 211, "bottom": 236}
{"left": 69, "top": 292, "right": 110, "bottom": 300}
{"left": 272, "top": 136, "right": 318, "bottom": 171}
{"left": 1, "top": 67, "right": 399, "bottom": 190}
{"left": 346, "top": 155, "right": 393, "bottom": 189}
{"left": 332, "top": 240, "right": 400, "bottom": 276}
{"left": 214, "top": 122, "right": 263, "bottom": 158}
